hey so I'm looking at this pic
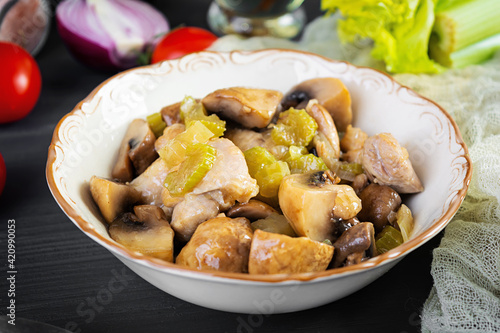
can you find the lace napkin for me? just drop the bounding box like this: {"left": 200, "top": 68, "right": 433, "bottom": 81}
{"left": 210, "top": 15, "right": 500, "bottom": 332}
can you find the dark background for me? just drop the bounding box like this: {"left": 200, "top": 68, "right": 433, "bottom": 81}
{"left": 0, "top": 1, "right": 441, "bottom": 332}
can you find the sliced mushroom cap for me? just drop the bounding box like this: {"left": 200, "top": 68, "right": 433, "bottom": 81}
{"left": 160, "top": 101, "right": 182, "bottom": 126}
{"left": 109, "top": 205, "right": 174, "bottom": 262}
{"left": 248, "top": 229, "right": 334, "bottom": 274}
{"left": 90, "top": 176, "right": 142, "bottom": 224}
{"left": 112, "top": 119, "right": 158, "bottom": 182}
{"left": 278, "top": 171, "right": 362, "bottom": 242}
{"left": 305, "top": 99, "right": 340, "bottom": 167}
{"left": 282, "top": 78, "right": 352, "bottom": 132}
{"left": 362, "top": 133, "right": 424, "bottom": 193}
{"left": 357, "top": 183, "right": 402, "bottom": 232}
{"left": 202, "top": 87, "right": 283, "bottom": 128}
{"left": 176, "top": 216, "right": 253, "bottom": 273}
{"left": 226, "top": 199, "right": 277, "bottom": 221}
{"left": 332, "top": 222, "right": 376, "bottom": 268}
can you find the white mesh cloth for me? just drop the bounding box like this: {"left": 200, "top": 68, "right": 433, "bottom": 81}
{"left": 210, "top": 15, "right": 500, "bottom": 332}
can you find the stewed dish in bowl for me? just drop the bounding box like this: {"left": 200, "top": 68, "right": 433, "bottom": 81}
{"left": 47, "top": 50, "right": 471, "bottom": 313}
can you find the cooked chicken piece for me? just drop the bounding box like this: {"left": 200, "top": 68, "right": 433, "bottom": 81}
{"left": 202, "top": 87, "right": 283, "bottom": 128}
{"left": 279, "top": 171, "right": 361, "bottom": 242}
{"left": 340, "top": 125, "right": 368, "bottom": 152}
{"left": 90, "top": 176, "right": 142, "bottom": 224}
{"left": 109, "top": 205, "right": 175, "bottom": 262}
{"left": 248, "top": 229, "right": 334, "bottom": 274}
{"left": 130, "top": 158, "right": 169, "bottom": 206}
{"left": 192, "top": 138, "right": 259, "bottom": 202}
{"left": 225, "top": 127, "right": 269, "bottom": 152}
{"left": 154, "top": 123, "right": 186, "bottom": 152}
{"left": 305, "top": 99, "right": 340, "bottom": 169}
{"left": 225, "top": 127, "right": 289, "bottom": 159}
{"left": 112, "top": 119, "right": 158, "bottom": 182}
{"left": 170, "top": 138, "right": 259, "bottom": 241}
{"left": 282, "top": 77, "right": 352, "bottom": 132}
{"left": 342, "top": 149, "right": 364, "bottom": 164}
{"left": 176, "top": 217, "right": 253, "bottom": 273}
{"left": 170, "top": 192, "right": 220, "bottom": 242}
{"left": 362, "top": 133, "right": 424, "bottom": 193}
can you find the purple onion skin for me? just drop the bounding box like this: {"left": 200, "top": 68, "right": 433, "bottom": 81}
{"left": 56, "top": 14, "right": 119, "bottom": 72}
{"left": 56, "top": 0, "right": 169, "bottom": 72}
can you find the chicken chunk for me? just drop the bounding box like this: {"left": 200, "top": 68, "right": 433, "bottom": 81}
{"left": 130, "top": 158, "right": 170, "bottom": 206}
{"left": 362, "top": 133, "right": 424, "bottom": 193}
{"left": 170, "top": 192, "right": 220, "bottom": 242}
{"left": 248, "top": 229, "right": 334, "bottom": 274}
{"left": 176, "top": 217, "right": 253, "bottom": 273}
{"left": 170, "top": 138, "right": 259, "bottom": 241}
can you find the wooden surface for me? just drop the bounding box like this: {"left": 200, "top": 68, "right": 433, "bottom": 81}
{"left": 0, "top": 1, "right": 441, "bottom": 332}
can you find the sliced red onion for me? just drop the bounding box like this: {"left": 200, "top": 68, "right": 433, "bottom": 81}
{"left": 56, "top": 0, "right": 169, "bottom": 71}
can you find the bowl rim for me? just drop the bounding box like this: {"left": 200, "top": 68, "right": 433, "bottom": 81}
{"left": 46, "top": 49, "right": 472, "bottom": 283}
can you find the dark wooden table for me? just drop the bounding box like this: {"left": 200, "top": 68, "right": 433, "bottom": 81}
{"left": 0, "top": 1, "right": 441, "bottom": 332}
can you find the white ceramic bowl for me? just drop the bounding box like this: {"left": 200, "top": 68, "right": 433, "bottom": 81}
{"left": 47, "top": 50, "right": 471, "bottom": 314}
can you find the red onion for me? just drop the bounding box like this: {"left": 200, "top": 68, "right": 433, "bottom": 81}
{"left": 56, "top": 0, "right": 169, "bottom": 71}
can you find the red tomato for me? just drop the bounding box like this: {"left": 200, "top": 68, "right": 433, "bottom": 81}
{"left": 151, "top": 27, "right": 218, "bottom": 63}
{"left": 0, "top": 42, "right": 42, "bottom": 123}
{"left": 0, "top": 153, "right": 5, "bottom": 196}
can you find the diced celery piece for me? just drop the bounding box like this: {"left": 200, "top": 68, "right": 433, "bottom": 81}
{"left": 244, "top": 146, "right": 290, "bottom": 198}
{"left": 375, "top": 226, "right": 403, "bottom": 254}
{"left": 271, "top": 108, "right": 318, "bottom": 147}
{"left": 251, "top": 213, "right": 296, "bottom": 237}
{"left": 395, "top": 204, "right": 414, "bottom": 242}
{"left": 244, "top": 146, "right": 277, "bottom": 176}
{"left": 255, "top": 161, "right": 290, "bottom": 198}
{"left": 146, "top": 112, "right": 167, "bottom": 138}
{"left": 164, "top": 143, "right": 216, "bottom": 196}
{"left": 180, "top": 96, "right": 226, "bottom": 137}
{"left": 158, "top": 121, "right": 215, "bottom": 169}
{"left": 283, "top": 145, "right": 328, "bottom": 174}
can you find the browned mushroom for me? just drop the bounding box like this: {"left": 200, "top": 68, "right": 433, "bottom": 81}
{"left": 281, "top": 77, "right": 352, "bottom": 132}
{"left": 362, "top": 133, "right": 424, "bottom": 193}
{"left": 160, "top": 101, "right": 182, "bottom": 126}
{"left": 357, "top": 183, "right": 402, "bottom": 232}
{"left": 351, "top": 173, "right": 369, "bottom": 196}
{"left": 109, "top": 205, "right": 174, "bottom": 262}
{"left": 202, "top": 87, "right": 283, "bottom": 128}
{"left": 332, "top": 222, "right": 376, "bottom": 268}
{"left": 176, "top": 217, "right": 253, "bottom": 273}
{"left": 111, "top": 119, "right": 158, "bottom": 182}
{"left": 226, "top": 199, "right": 277, "bottom": 221}
{"left": 248, "top": 229, "right": 334, "bottom": 274}
{"left": 89, "top": 176, "right": 142, "bottom": 224}
{"left": 279, "top": 170, "right": 362, "bottom": 242}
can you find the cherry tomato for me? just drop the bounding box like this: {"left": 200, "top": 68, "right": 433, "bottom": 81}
{"left": 0, "top": 153, "right": 6, "bottom": 196}
{"left": 151, "top": 27, "right": 218, "bottom": 63}
{"left": 0, "top": 42, "right": 42, "bottom": 124}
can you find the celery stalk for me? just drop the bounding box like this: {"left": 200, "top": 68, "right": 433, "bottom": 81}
{"left": 450, "top": 33, "right": 500, "bottom": 68}
{"left": 430, "top": 0, "right": 500, "bottom": 67}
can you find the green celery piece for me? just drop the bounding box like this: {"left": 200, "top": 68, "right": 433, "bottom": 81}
{"left": 430, "top": 0, "right": 500, "bottom": 67}
{"left": 375, "top": 226, "right": 403, "bottom": 254}
{"left": 450, "top": 33, "right": 500, "bottom": 68}
{"left": 321, "top": 0, "right": 444, "bottom": 73}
